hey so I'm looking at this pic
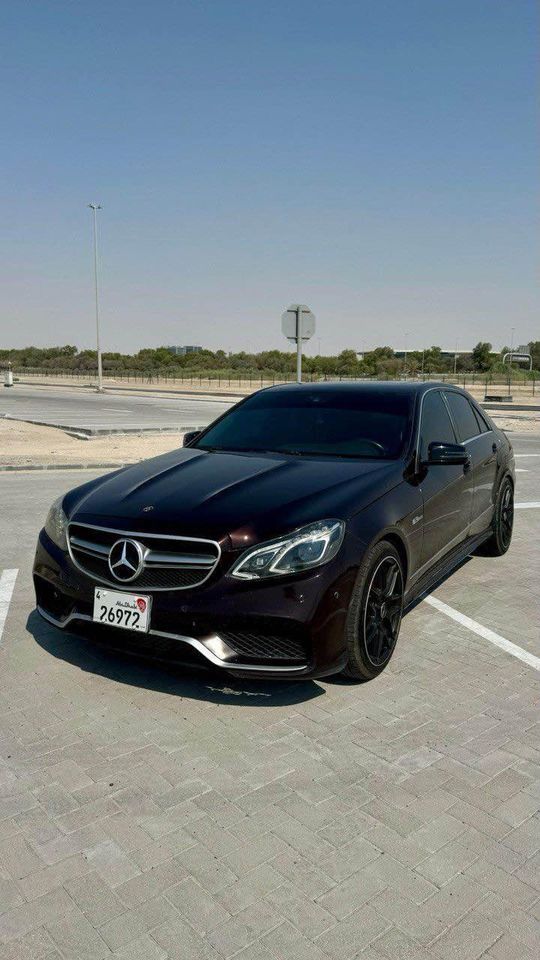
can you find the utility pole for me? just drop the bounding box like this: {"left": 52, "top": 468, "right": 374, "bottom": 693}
{"left": 403, "top": 332, "right": 410, "bottom": 378}
{"left": 281, "top": 305, "right": 315, "bottom": 381}
{"left": 296, "top": 307, "right": 303, "bottom": 383}
{"left": 453, "top": 340, "right": 458, "bottom": 376}
{"left": 88, "top": 204, "right": 103, "bottom": 392}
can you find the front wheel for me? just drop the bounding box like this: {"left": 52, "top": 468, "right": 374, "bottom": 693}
{"left": 341, "top": 540, "right": 404, "bottom": 681}
{"left": 477, "top": 477, "right": 514, "bottom": 557}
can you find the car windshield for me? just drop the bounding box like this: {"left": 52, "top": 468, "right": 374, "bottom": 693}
{"left": 195, "top": 388, "right": 412, "bottom": 459}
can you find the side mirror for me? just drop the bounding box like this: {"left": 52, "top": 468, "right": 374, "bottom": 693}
{"left": 425, "top": 441, "right": 470, "bottom": 467}
{"left": 183, "top": 430, "right": 201, "bottom": 447}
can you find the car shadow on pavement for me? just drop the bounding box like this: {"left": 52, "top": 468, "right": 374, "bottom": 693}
{"left": 26, "top": 610, "right": 325, "bottom": 707}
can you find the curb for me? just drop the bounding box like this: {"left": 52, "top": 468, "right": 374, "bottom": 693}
{"left": 4, "top": 416, "right": 205, "bottom": 437}
{"left": 0, "top": 462, "right": 128, "bottom": 472}
{"left": 483, "top": 403, "right": 540, "bottom": 412}
{"left": 14, "top": 379, "right": 244, "bottom": 401}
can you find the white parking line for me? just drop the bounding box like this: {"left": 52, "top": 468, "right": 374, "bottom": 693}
{"left": 424, "top": 595, "right": 540, "bottom": 672}
{"left": 515, "top": 454, "right": 540, "bottom": 457}
{"left": 0, "top": 569, "right": 18, "bottom": 645}
{"left": 515, "top": 502, "right": 540, "bottom": 509}
{"left": 515, "top": 469, "right": 528, "bottom": 473}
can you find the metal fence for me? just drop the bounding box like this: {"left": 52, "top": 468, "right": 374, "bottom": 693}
{"left": 9, "top": 367, "right": 538, "bottom": 395}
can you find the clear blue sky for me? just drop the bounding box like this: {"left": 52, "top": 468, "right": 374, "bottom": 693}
{"left": 1, "top": 0, "right": 538, "bottom": 354}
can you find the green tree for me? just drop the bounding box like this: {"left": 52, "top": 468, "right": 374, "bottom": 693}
{"left": 471, "top": 342, "right": 493, "bottom": 372}
{"left": 528, "top": 341, "right": 540, "bottom": 370}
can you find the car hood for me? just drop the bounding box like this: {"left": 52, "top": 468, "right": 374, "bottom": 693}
{"left": 67, "top": 447, "right": 403, "bottom": 546}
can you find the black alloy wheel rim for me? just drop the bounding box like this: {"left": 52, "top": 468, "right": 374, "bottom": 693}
{"left": 363, "top": 556, "right": 404, "bottom": 667}
{"left": 500, "top": 483, "right": 514, "bottom": 548}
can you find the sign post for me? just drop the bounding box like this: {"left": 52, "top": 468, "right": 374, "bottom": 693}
{"left": 281, "top": 304, "right": 316, "bottom": 383}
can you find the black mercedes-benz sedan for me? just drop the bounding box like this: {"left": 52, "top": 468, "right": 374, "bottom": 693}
{"left": 34, "top": 382, "right": 515, "bottom": 681}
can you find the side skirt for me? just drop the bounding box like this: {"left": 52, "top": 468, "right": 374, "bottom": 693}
{"left": 404, "top": 530, "right": 491, "bottom": 614}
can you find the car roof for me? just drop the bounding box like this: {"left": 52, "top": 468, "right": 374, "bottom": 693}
{"left": 261, "top": 380, "right": 461, "bottom": 398}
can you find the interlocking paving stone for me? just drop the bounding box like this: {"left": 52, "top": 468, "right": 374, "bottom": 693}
{"left": 485, "top": 932, "right": 539, "bottom": 960}
{"left": 371, "top": 927, "right": 434, "bottom": 959}
{"left": 112, "top": 935, "right": 168, "bottom": 960}
{"left": 0, "top": 888, "right": 75, "bottom": 945}
{"left": 2, "top": 475, "right": 540, "bottom": 959}
{"left": 205, "top": 900, "right": 282, "bottom": 957}
{"left": 316, "top": 868, "right": 388, "bottom": 919}
{"left": 0, "top": 835, "right": 43, "bottom": 881}
{"left": 314, "top": 903, "right": 391, "bottom": 958}
{"left": 264, "top": 881, "right": 336, "bottom": 938}
{"left": 64, "top": 871, "right": 126, "bottom": 927}
{"left": 430, "top": 911, "right": 502, "bottom": 960}
{"left": 215, "top": 863, "right": 283, "bottom": 914}
{"left": 45, "top": 908, "right": 111, "bottom": 960}
{"left": 0, "top": 928, "right": 59, "bottom": 960}
{"left": 164, "top": 877, "right": 230, "bottom": 935}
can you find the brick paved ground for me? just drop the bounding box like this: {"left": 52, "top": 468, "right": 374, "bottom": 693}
{"left": 0, "top": 455, "right": 538, "bottom": 960}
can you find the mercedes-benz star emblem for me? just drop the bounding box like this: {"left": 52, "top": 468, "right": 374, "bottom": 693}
{"left": 108, "top": 539, "right": 145, "bottom": 583}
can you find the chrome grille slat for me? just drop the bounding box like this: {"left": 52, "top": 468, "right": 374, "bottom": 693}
{"left": 144, "top": 550, "right": 215, "bottom": 568}
{"left": 69, "top": 536, "right": 110, "bottom": 557}
{"left": 67, "top": 522, "right": 220, "bottom": 591}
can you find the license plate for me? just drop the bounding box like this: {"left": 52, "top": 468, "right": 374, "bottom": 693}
{"left": 93, "top": 588, "right": 151, "bottom": 633}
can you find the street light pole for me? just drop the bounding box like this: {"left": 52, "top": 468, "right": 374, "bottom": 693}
{"left": 88, "top": 204, "right": 103, "bottom": 392}
{"left": 403, "top": 332, "right": 410, "bottom": 378}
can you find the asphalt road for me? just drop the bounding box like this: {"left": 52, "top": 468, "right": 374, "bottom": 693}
{"left": 1, "top": 384, "right": 233, "bottom": 433}
{"left": 0, "top": 434, "right": 538, "bottom": 958}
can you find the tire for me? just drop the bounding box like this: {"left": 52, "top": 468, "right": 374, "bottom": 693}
{"left": 341, "top": 540, "right": 404, "bottom": 681}
{"left": 477, "top": 477, "right": 514, "bottom": 557}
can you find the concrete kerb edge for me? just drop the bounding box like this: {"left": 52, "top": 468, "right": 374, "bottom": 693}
{"left": 0, "top": 462, "right": 128, "bottom": 472}
{"left": 3, "top": 415, "right": 205, "bottom": 437}
{"left": 14, "top": 379, "right": 245, "bottom": 401}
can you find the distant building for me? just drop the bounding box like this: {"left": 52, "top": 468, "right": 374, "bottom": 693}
{"left": 393, "top": 348, "right": 499, "bottom": 359}
{"left": 167, "top": 345, "right": 202, "bottom": 356}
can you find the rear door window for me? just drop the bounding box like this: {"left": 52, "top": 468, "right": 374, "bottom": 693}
{"left": 419, "top": 391, "right": 456, "bottom": 460}
{"left": 471, "top": 404, "right": 492, "bottom": 434}
{"left": 444, "top": 392, "right": 481, "bottom": 442}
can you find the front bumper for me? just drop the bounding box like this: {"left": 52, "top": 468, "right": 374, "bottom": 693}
{"left": 33, "top": 529, "right": 358, "bottom": 679}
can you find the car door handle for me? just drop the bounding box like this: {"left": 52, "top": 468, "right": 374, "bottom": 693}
{"left": 492, "top": 443, "right": 497, "bottom": 454}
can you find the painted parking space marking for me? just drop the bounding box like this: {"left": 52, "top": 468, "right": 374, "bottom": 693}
{"left": 515, "top": 453, "right": 540, "bottom": 457}
{"left": 515, "top": 502, "right": 540, "bottom": 509}
{"left": 0, "top": 569, "right": 18, "bottom": 645}
{"left": 425, "top": 595, "right": 540, "bottom": 672}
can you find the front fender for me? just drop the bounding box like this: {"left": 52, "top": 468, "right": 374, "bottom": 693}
{"left": 348, "top": 481, "right": 424, "bottom": 589}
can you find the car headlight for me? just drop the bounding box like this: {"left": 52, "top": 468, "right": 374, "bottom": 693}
{"left": 230, "top": 519, "right": 345, "bottom": 580}
{"left": 44, "top": 497, "right": 68, "bottom": 549}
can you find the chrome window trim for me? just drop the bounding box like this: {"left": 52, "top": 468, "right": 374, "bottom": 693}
{"left": 415, "top": 387, "right": 457, "bottom": 467}
{"left": 441, "top": 390, "right": 492, "bottom": 445}
{"left": 67, "top": 521, "right": 221, "bottom": 592}
{"left": 37, "top": 606, "right": 308, "bottom": 674}
{"left": 415, "top": 387, "right": 494, "bottom": 468}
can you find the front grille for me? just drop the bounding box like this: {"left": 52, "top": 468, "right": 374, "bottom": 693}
{"left": 68, "top": 522, "right": 220, "bottom": 592}
{"left": 219, "top": 630, "right": 308, "bottom": 663}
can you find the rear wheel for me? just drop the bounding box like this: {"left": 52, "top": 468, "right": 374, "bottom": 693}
{"left": 477, "top": 477, "right": 514, "bottom": 557}
{"left": 341, "top": 540, "right": 404, "bottom": 681}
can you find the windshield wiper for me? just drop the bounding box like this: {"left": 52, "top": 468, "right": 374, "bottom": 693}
{"left": 278, "top": 450, "right": 385, "bottom": 459}
{"left": 197, "top": 446, "right": 279, "bottom": 455}
{"left": 197, "top": 446, "right": 387, "bottom": 460}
